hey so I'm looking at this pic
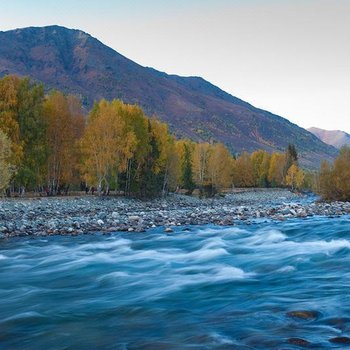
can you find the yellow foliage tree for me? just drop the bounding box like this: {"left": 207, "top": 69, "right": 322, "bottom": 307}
{"left": 149, "top": 118, "right": 180, "bottom": 194}
{"left": 233, "top": 152, "right": 255, "bottom": 187}
{"left": 0, "top": 76, "right": 24, "bottom": 166}
{"left": 43, "top": 91, "right": 85, "bottom": 194}
{"left": 193, "top": 142, "right": 212, "bottom": 189}
{"left": 250, "top": 150, "right": 271, "bottom": 187}
{"left": 318, "top": 147, "right": 350, "bottom": 201}
{"left": 208, "top": 143, "right": 234, "bottom": 191}
{"left": 268, "top": 153, "right": 286, "bottom": 187}
{"left": 332, "top": 146, "right": 350, "bottom": 200}
{"left": 0, "top": 130, "right": 14, "bottom": 192}
{"left": 80, "top": 99, "right": 137, "bottom": 193}
{"left": 285, "top": 164, "right": 304, "bottom": 190}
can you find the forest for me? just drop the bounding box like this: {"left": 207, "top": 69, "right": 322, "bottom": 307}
{"left": 0, "top": 75, "right": 348, "bottom": 200}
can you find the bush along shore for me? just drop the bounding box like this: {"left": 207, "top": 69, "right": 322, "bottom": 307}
{"left": 0, "top": 189, "right": 349, "bottom": 239}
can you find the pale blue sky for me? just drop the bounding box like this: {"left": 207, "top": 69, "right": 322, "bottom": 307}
{"left": 1, "top": 0, "right": 349, "bottom": 133}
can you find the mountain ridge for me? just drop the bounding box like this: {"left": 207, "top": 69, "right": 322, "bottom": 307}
{"left": 0, "top": 25, "right": 338, "bottom": 168}
{"left": 308, "top": 127, "right": 350, "bottom": 149}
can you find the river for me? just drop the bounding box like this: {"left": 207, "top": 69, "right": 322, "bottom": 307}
{"left": 1, "top": 215, "right": 350, "bottom": 349}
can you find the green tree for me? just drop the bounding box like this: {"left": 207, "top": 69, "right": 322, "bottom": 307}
{"left": 284, "top": 144, "right": 298, "bottom": 176}
{"left": 181, "top": 142, "right": 195, "bottom": 194}
{"left": 138, "top": 120, "right": 163, "bottom": 198}
{"left": 15, "top": 78, "right": 47, "bottom": 191}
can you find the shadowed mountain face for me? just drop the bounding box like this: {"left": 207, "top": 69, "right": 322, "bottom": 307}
{"left": 308, "top": 127, "right": 350, "bottom": 150}
{"left": 0, "top": 25, "right": 338, "bottom": 168}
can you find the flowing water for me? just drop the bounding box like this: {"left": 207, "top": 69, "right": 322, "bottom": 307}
{"left": 1, "top": 216, "right": 350, "bottom": 349}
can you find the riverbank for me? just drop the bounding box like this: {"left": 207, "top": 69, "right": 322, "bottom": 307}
{"left": 0, "top": 189, "right": 349, "bottom": 238}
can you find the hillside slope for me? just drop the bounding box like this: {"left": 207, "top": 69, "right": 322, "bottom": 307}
{"left": 0, "top": 25, "right": 338, "bottom": 167}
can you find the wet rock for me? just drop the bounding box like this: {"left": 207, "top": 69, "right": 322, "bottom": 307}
{"left": 325, "top": 317, "right": 350, "bottom": 330}
{"left": 287, "top": 310, "right": 319, "bottom": 320}
{"left": 106, "top": 227, "right": 119, "bottom": 232}
{"left": 288, "top": 338, "right": 310, "bottom": 346}
{"left": 164, "top": 227, "right": 173, "bottom": 233}
{"left": 329, "top": 336, "right": 350, "bottom": 344}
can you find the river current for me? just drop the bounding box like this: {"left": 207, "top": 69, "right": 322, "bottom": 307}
{"left": 1, "top": 216, "right": 350, "bottom": 349}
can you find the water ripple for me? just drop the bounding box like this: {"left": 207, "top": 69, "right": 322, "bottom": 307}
{"left": 0, "top": 215, "right": 350, "bottom": 349}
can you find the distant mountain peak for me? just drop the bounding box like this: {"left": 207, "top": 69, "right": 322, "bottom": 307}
{"left": 308, "top": 127, "right": 350, "bottom": 149}
{"left": 0, "top": 25, "right": 338, "bottom": 168}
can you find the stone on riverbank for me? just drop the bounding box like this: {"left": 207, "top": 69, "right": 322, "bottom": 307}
{"left": 0, "top": 189, "right": 349, "bottom": 238}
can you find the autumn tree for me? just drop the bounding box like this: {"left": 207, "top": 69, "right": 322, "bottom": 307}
{"left": 193, "top": 142, "right": 212, "bottom": 193}
{"left": 117, "top": 102, "right": 150, "bottom": 196}
{"left": 317, "top": 147, "right": 350, "bottom": 201}
{"left": 285, "top": 164, "right": 305, "bottom": 191}
{"left": 332, "top": 146, "right": 350, "bottom": 200}
{"left": 0, "top": 76, "right": 24, "bottom": 169}
{"left": 268, "top": 153, "right": 286, "bottom": 187}
{"left": 80, "top": 99, "right": 136, "bottom": 195}
{"left": 149, "top": 118, "right": 179, "bottom": 195}
{"left": 233, "top": 151, "right": 255, "bottom": 187}
{"left": 250, "top": 150, "right": 271, "bottom": 187}
{"left": 318, "top": 160, "right": 335, "bottom": 200}
{"left": 43, "top": 91, "right": 85, "bottom": 194}
{"left": 0, "top": 130, "right": 14, "bottom": 193}
{"left": 208, "top": 143, "right": 234, "bottom": 192}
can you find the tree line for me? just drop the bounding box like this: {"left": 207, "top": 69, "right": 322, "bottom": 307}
{"left": 0, "top": 75, "right": 347, "bottom": 200}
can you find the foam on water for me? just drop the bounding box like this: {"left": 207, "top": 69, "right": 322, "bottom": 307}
{"left": 276, "top": 265, "right": 296, "bottom": 273}
{"left": 248, "top": 229, "right": 287, "bottom": 245}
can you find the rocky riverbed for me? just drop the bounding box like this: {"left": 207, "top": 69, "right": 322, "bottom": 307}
{"left": 0, "top": 189, "right": 349, "bottom": 238}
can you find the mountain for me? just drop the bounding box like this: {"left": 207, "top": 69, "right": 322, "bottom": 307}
{"left": 308, "top": 127, "right": 350, "bottom": 149}
{"left": 0, "top": 25, "right": 338, "bottom": 168}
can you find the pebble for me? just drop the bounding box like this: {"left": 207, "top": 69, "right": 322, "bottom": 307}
{"left": 0, "top": 189, "right": 348, "bottom": 238}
